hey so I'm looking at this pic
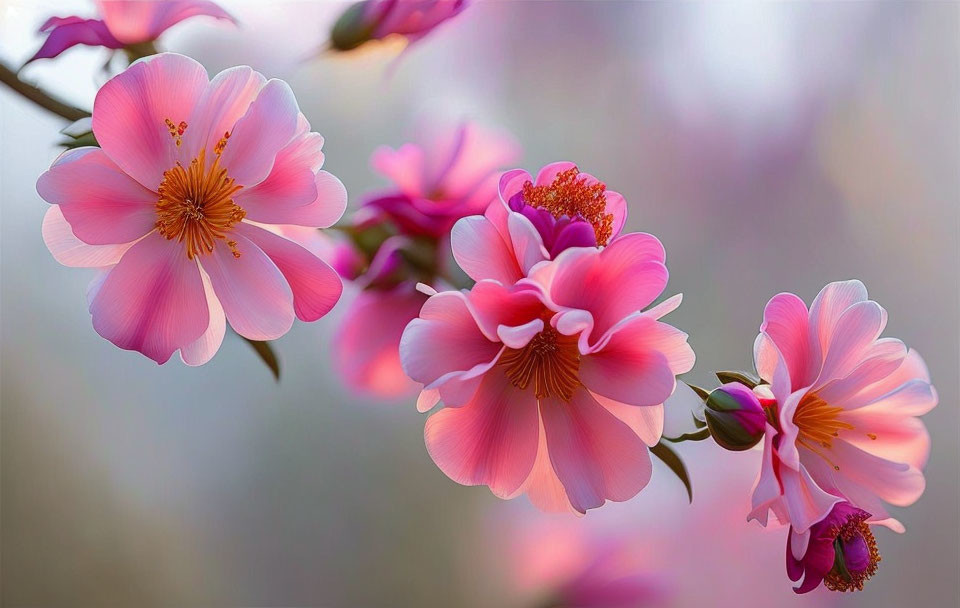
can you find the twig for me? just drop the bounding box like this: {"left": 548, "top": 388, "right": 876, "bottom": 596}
{"left": 0, "top": 60, "right": 90, "bottom": 122}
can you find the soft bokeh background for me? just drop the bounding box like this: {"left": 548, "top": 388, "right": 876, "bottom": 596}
{"left": 1, "top": 1, "right": 957, "bottom": 606}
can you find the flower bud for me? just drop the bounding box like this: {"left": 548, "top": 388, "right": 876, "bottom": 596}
{"left": 703, "top": 382, "right": 767, "bottom": 451}
{"left": 330, "top": 2, "right": 377, "bottom": 51}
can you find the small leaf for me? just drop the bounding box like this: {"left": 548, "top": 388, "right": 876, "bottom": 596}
{"left": 715, "top": 370, "right": 760, "bottom": 389}
{"left": 650, "top": 442, "right": 693, "bottom": 502}
{"left": 243, "top": 337, "right": 280, "bottom": 381}
{"left": 692, "top": 412, "right": 707, "bottom": 428}
{"left": 685, "top": 382, "right": 711, "bottom": 401}
{"left": 663, "top": 427, "right": 712, "bottom": 444}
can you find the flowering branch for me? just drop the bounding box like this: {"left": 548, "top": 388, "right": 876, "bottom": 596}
{"left": 0, "top": 60, "right": 90, "bottom": 122}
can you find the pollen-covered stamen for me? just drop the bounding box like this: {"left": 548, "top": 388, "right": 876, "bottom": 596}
{"left": 794, "top": 392, "right": 854, "bottom": 468}
{"left": 521, "top": 167, "right": 614, "bottom": 246}
{"left": 500, "top": 324, "right": 581, "bottom": 402}
{"left": 824, "top": 512, "right": 881, "bottom": 592}
{"left": 155, "top": 145, "right": 245, "bottom": 259}
{"left": 165, "top": 118, "right": 188, "bottom": 147}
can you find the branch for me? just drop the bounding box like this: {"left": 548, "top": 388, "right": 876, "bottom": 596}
{"left": 0, "top": 60, "right": 90, "bottom": 122}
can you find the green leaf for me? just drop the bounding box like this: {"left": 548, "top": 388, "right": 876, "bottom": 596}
{"left": 692, "top": 412, "right": 707, "bottom": 429}
{"left": 243, "top": 337, "right": 280, "bottom": 381}
{"left": 662, "top": 427, "right": 712, "bottom": 443}
{"left": 685, "top": 382, "right": 711, "bottom": 401}
{"left": 650, "top": 442, "right": 693, "bottom": 503}
{"left": 715, "top": 370, "right": 760, "bottom": 388}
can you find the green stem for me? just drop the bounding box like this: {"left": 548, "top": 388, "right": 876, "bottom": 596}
{"left": 0, "top": 60, "right": 90, "bottom": 121}
{"left": 662, "top": 427, "right": 712, "bottom": 443}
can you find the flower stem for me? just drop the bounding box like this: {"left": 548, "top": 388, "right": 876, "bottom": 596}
{"left": 0, "top": 60, "right": 90, "bottom": 122}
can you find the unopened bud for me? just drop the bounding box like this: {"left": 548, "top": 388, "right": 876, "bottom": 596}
{"left": 703, "top": 382, "right": 767, "bottom": 451}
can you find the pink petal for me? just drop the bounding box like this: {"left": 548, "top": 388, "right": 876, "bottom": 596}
{"left": 815, "top": 300, "right": 886, "bottom": 386}
{"left": 808, "top": 279, "right": 869, "bottom": 355}
{"left": 371, "top": 142, "right": 425, "bottom": 196}
{"left": 778, "top": 464, "right": 843, "bottom": 534}
{"left": 499, "top": 168, "right": 533, "bottom": 202}
{"left": 42, "top": 205, "right": 135, "bottom": 267}
{"left": 841, "top": 349, "right": 935, "bottom": 411}
{"left": 429, "top": 123, "right": 519, "bottom": 203}
{"left": 36, "top": 147, "right": 158, "bottom": 245}
{"left": 181, "top": 65, "right": 266, "bottom": 161}
{"left": 235, "top": 223, "right": 341, "bottom": 322}
{"left": 603, "top": 190, "right": 628, "bottom": 239}
{"left": 749, "top": 428, "right": 784, "bottom": 526}
{"left": 218, "top": 79, "right": 301, "bottom": 187}
{"left": 29, "top": 18, "right": 121, "bottom": 61}
{"left": 816, "top": 338, "right": 907, "bottom": 405}
{"left": 97, "top": 0, "right": 235, "bottom": 45}
{"left": 93, "top": 53, "right": 209, "bottom": 190}
{"left": 90, "top": 232, "right": 207, "bottom": 364}
{"left": 451, "top": 215, "right": 524, "bottom": 284}
{"left": 335, "top": 286, "right": 424, "bottom": 398}
{"left": 240, "top": 169, "right": 346, "bottom": 228}
{"left": 424, "top": 372, "right": 540, "bottom": 498}
{"left": 540, "top": 388, "right": 653, "bottom": 513}
{"left": 234, "top": 130, "right": 320, "bottom": 220}
{"left": 827, "top": 439, "right": 926, "bottom": 507}
{"left": 592, "top": 394, "right": 664, "bottom": 447}
{"left": 519, "top": 416, "right": 577, "bottom": 513}
{"left": 180, "top": 267, "right": 225, "bottom": 366}
{"left": 535, "top": 161, "right": 578, "bottom": 186}
{"left": 507, "top": 212, "right": 550, "bottom": 275}
{"left": 417, "top": 388, "right": 441, "bottom": 413}
{"left": 759, "top": 292, "right": 815, "bottom": 390}
{"left": 199, "top": 232, "right": 293, "bottom": 341}
{"left": 463, "top": 280, "right": 545, "bottom": 341}
{"left": 846, "top": 378, "right": 938, "bottom": 416}
{"left": 840, "top": 408, "right": 930, "bottom": 469}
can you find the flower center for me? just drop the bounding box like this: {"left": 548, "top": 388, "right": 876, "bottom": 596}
{"left": 521, "top": 167, "right": 614, "bottom": 246}
{"left": 499, "top": 324, "right": 580, "bottom": 402}
{"left": 793, "top": 392, "right": 854, "bottom": 465}
{"left": 824, "top": 514, "right": 880, "bottom": 592}
{"left": 155, "top": 129, "right": 245, "bottom": 259}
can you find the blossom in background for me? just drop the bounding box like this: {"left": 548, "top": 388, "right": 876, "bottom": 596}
{"left": 332, "top": 121, "right": 518, "bottom": 397}
{"left": 29, "top": 0, "right": 235, "bottom": 62}
{"left": 748, "top": 280, "right": 936, "bottom": 589}
{"left": 401, "top": 227, "right": 694, "bottom": 513}
{"left": 38, "top": 53, "right": 346, "bottom": 364}
{"left": 330, "top": 0, "right": 469, "bottom": 52}
{"left": 452, "top": 162, "right": 628, "bottom": 285}
{"left": 787, "top": 502, "right": 882, "bottom": 594}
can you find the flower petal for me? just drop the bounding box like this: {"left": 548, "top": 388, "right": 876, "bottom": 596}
{"left": 180, "top": 266, "right": 226, "bottom": 366}
{"left": 760, "top": 292, "right": 815, "bottom": 390}
{"left": 451, "top": 215, "right": 523, "bottom": 284}
{"left": 42, "top": 205, "right": 136, "bottom": 267}
{"left": 97, "top": 0, "right": 235, "bottom": 44}
{"left": 181, "top": 65, "right": 266, "bottom": 161}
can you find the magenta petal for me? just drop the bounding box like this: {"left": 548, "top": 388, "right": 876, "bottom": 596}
{"left": 424, "top": 372, "right": 540, "bottom": 498}
{"left": 97, "top": 0, "right": 236, "bottom": 45}
{"left": 200, "top": 232, "right": 294, "bottom": 341}
{"left": 179, "top": 268, "right": 226, "bottom": 366}
{"left": 29, "top": 17, "right": 121, "bottom": 61}
{"left": 90, "top": 232, "right": 208, "bottom": 364}
{"left": 235, "top": 223, "right": 342, "bottom": 322}
{"left": 540, "top": 388, "right": 653, "bottom": 513}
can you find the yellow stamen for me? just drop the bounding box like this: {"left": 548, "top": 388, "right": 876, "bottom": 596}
{"left": 794, "top": 392, "right": 854, "bottom": 469}
{"left": 521, "top": 167, "right": 614, "bottom": 246}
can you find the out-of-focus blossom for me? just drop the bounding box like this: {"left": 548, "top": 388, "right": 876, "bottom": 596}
{"left": 38, "top": 53, "right": 346, "bottom": 364}
{"left": 400, "top": 232, "right": 694, "bottom": 513}
{"left": 452, "top": 162, "right": 628, "bottom": 285}
{"left": 330, "top": 0, "right": 469, "bottom": 52}
{"left": 786, "top": 501, "right": 881, "bottom": 594}
{"left": 750, "top": 280, "right": 937, "bottom": 540}
{"left": 29, "top": 0, "right": 235, "bottom": 62}
{"left": 332, "top": 121, "right": 518, "bottom": 398}
{"left": 703, "top": 382, "right": 769, "bottom": 451}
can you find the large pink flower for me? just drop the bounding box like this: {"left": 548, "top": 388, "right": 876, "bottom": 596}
{"left": 30, "top": 0, "right": 235, "bottom": 62}
{"left": 749, "top": 280, "right": 936, "bottom": 544}
{"left": 400, "top": 233, "right": 694, "bottom": 513}
{"left": 452, "top": 162, "right": 628, "bottom": 285}
{"left": 38, "top": 53, "right": 347, "bottom": 365}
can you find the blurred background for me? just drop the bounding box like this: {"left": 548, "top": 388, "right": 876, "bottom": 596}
{"left": 1, "top": 1, "right": 957, "bottom": 606}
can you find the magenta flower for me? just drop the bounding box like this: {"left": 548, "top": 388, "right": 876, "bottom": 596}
{"left": 703, "top": 382, "right": 769, "bottom": 451}
{"left": 332, "top": 122, "right": 518, "bottom": 397}
{"left": 29, "top": 0, "right": 235, "bottom": 62}
{"left": 452, "top": 162, "right": 628, "bottom": 284}
{"left": 331, "top": 0, "right": 469, "bottom": 52}
{"left": 400, "top": 233, "right": 694, "bottom": 513}
{"left": 38, "top": 53, "right": 347, "bottom": 364}
{"left": 749, "top": 280, "right": 937, "bottom": 538}
{"left": 786, "top": 502, "right": 881, "bottom": 593}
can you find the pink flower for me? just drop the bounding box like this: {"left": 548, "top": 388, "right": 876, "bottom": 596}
{"left": 38, "top": 53, "right": 347, "bottom": 364}
{"left": 331, "top": 0, "right": 469, "bottom": 52}
{"left": 452, "top": 162, "right": 628, "bottom": 285}
{"left": 786, "top": 502, "right": 881, "bottom": 594}
{"left": 30, "top": 0, "right": 235, "bottom": 62}
{"left": 750, "top": 280, "right": 937, "bottom": 538}
{"left": 400, "top": 233, "right": 694, "bottom": 513}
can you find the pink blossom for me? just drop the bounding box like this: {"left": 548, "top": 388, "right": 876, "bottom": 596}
{"left": 452, "top": 162, "right": 629, "bottom": 285}
{"left": 30, "top": 0, "right": 235, "bottom": 62}
{"left": 749, "top": 280, "right": 936, "bottom": 540}
{"left": 400, "top": 233, "right": 694, "bottom": 513}
{"left": 38, "top": 53, "right": 347, "bottom": 365}
{"left": 331, "top": 0, "right": 469, "bottom": 52}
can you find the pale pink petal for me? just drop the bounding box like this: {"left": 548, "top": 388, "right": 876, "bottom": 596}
{"left": 816, "top": 338, "right": 907, "bottom": 405}
{"left": 540, "top": 388, "right": 653, "bottom": 513}
{"left": 200, "top": 232, "right": 293, "bottom": 341}
{"left": 93, "top": 53, "right": 209, "bottom": 190}
{"left": 417, "top": 388, "right": 441, "bottom": 413}
{"left": 243, "top": 170, "right": 346, "bottom": 228}
{"left": 36, "top": 147, "right": 157, "bottom": 244}
{"left": 816, "top": 300, "right": 886, "bottom": 385}
{"left": 42, "top": 206, "right": 135, "bottom": 267}
{"left": 371, "top": 142, "right": 425, "bottom": 196}
{"left": 840, "top": 409, "right": 930, "bottom": 469}
{"left": 808, "top": 279, "right": 869, "bottom": 355}
{"left": 499, "top": 168, "right": 533, "bottom": 202}
{"left": 432, "top": 123, "right": 520, "bottom": 201}
{"left": 463, "top": 280, "right": 545, "bottom": 341}
{"left": 90, "top": 232, "right": 207, "bottom": 364}
{"left": 97, "top": 0, "right": 235, "bottom": 45}
{"left": 235, "top": 223, "right": 341, "bottom": 322}
{"left": 775, "top": 389, "right": 806, "bottom": 470}
{"left": 749, "top": 428, "right": 784, "bottom": 526}
{"left": 592, "top": 394, "right": 664, "bottom": 447}
{"left": 234, "top": 130, "right": 320, "bottom": 220}
{"left": 779, "top": 464, "right": 843, "bottom": 534}
{"left": 181, "top": 65, "right": 265, "bottom": 161}
{"left": 827, "top": 439, "right": 926, "bottom": 507}
{"left": 218, "top": 79, "right": 301, "bottom": 187}
{"left": 604, "top": 190, "right": 628, "bottom": 238}
{"left": 180, "top": 266, "right": 225, "bottom": 366}
{"left": 507, "top": 212, "right": 550, "bottom": 275}
{"left": 760, "top": 292, "right": 815, "bottom": 390}
{"left": 842, "top": 349, "right": 935, "bottom": 411}
{"left": 535, "top": 161, "right": 578, "bottom": 186}
{"left": 497, "top": 319, "right": 544, "bottom": 349}
{"left": 519, "top": 416, "right": 577, "bottom": 513}
{"left": 451, "top": 215, "right": 523, "bottom": 284}
{"left": 644, "top": 293, "right": 683, "bottom": 320}
{"left": 424, "top": 372, "right": 540, "bottom": 498}
{"left": 846, "top": 378, "right": 938, "bottom": 416}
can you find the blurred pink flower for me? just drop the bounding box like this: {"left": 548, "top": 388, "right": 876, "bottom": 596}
{"left": 331, "top": 0, "right": 470, "bottom": 52}
{"left": 331, "top": 121, "right": 518, "bottom": 397}
{"left": 786, "top": 501, "right": 881, "bottom": 594}
{"left": 29, "top": 0, "right": 235, "bottom": 62}
{"left": 750, "top": 280, "right": 936, "bottom": 539}
{"left": 452, "top": 162, "right": 628, "bottom": 284}
{"left": 400, "top": 234, "right": 694, "bottom": 513}
{"left": 38, "top": 53, "right": 346, "bottom": 364}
